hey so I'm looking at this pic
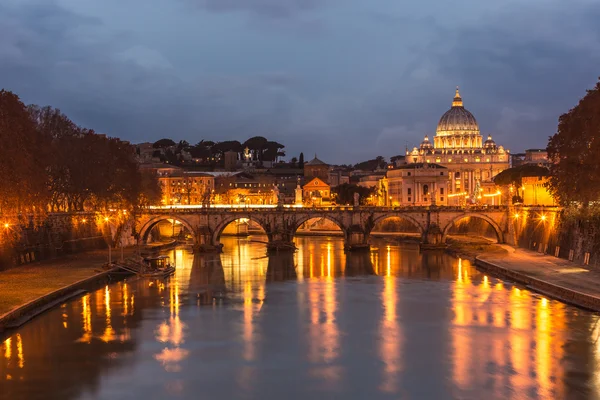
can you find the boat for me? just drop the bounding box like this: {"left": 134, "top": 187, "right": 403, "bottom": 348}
{"left": 113, "top": 255, "right": 175, "bottom": 278}
{"left": 141, "top": 255, "right": 176, "bottom": 278}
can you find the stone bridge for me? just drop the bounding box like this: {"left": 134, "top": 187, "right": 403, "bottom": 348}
{"left": 133, "top": 205, "right": 558, "bottom": 252}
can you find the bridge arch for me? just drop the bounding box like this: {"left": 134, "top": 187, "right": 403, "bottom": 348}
{"left": 442, "top": 213, "right": 504, "bottom": 243}
{"left": 291, "top": 214, "right": 347, "bottom": 240}
{"left": 212, "top": 214, "right": 271, "bottom": 246}
{"left": 368, "top": 213, "right": 426, "bottom": 238}
{"left": 138, "top": 215, "right": 196, "bottom": 244}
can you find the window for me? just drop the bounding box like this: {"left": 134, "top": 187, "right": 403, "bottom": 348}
{"left": 440, "top": 197, "right": 444, "bottom": 202}
{"left": 407, "top": 188, "right": 412, "bottom": 195}
{"left": 408, "top": 197, "right": 412, "bottom": 202}
{"left": 440, "top": 188, "right": 444, "bottom": 195}
{"left": 440, "top": 172, "right": 444, "bottom": 176}
{"left": 407, "top": 172, "right": 411, "bottom": 176}
{"left": 455, "top": 172, "right": 460, "bottom": 179}
{"left": 423, "top": 185, "right": 429, "bottom": 196}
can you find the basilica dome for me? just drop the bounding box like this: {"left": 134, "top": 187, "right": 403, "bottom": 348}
{"left": 436, "top": 88, "right": 479, "bottom": 136}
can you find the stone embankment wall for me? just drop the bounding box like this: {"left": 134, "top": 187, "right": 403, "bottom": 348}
{"left": 513, "top": 209, "right": 600, "bottom": 268}
{"left": 0, "top": 213, "right": 135, "bottom": 270}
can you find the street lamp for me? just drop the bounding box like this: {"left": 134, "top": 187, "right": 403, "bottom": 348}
{"left": 104, "top": 217, "right": 112, "bottom": 265}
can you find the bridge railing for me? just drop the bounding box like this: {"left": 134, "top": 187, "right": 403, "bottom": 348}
{"left": 142, "top": 204, "right": 512, "bottom": 214}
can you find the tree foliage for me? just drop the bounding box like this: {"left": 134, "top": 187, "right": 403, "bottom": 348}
{"left": 0, "top": 90, "right": 161, "bottom": 217}
{"left": 547, "top": 79, "right": 600, "bottom": 205}
{"left": 153, "top": 138, "right": 176, "bottom": 148}
{"left": 354, "top": 156, "right": 387, "bottom": 171}
{"left": 332, "top": 184, "right": 375, "bottom": 206}
{"left": 0, "top": 91, "right": 49, "bottom": 215}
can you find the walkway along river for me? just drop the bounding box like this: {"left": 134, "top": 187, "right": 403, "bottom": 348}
{"left": 1, "top": 236, "right": 600, "bottom": 399}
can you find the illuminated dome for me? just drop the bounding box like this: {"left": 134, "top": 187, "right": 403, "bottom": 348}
{"left": 436, "top": 88, "right": 480, "bottom": 136}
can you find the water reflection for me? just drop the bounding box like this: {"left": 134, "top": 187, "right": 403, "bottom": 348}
{"left": 0, "top": 236, "right": 600, "bottom": 399}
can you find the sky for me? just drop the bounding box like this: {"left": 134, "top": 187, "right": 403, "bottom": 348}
{"left": 1, "top": 0, "right": 600, "bottom": 164}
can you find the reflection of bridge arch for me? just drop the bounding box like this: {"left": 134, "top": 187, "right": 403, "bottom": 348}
{"left": 292, "top": 215, "right": 347, "bottom": 240}
{"left": 442, "top": 213, "right": 503, "bottom": 243}
{"left": 212, "top": 215, "right": 270, "bottom": 246}
{"left": 369, "top": 213, "right": 426, "bottom": 237}
{"left": 138, "top": 215, "right": 196, "bottom": 244}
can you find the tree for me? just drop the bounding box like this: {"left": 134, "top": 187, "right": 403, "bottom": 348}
{"left": 211, "top": 140, "right": 243, "bottom": 160}
{"left": 153, "top": 138, "right": 176, "bottom": 148}
{"left": 299, "top": 152, "right": 305, "bottom": 169}
{"left": 0, "top": 91, "right": 49, "bottom": 216}
{"left": 354, "top": 157, "right": 387, "bottom": 171}
{"left": 332, "top": 183, "right": 375, "bottom": 206}
{"left": 547, "top": 79, "right": 600, "bottom": 206}
{"left": 290, "top": 157, "right": 298, "bottom": 167}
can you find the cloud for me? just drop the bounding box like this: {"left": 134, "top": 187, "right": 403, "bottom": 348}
{"left": 192, "top": 0, "right": 323, "bottom": 19}
{"left": 1, "top": 0, "right": 600, "bottom": 164}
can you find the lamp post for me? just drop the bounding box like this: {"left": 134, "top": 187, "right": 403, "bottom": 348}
{"left": 104, "top": 217, "right": 112, "bottom": 265}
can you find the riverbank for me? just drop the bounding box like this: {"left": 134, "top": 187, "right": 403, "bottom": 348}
{"left": 475, "top": 247, "right": 600, "bottom": 312}
{"left": 0, "top": 247, "right": 135, "bottom": 332}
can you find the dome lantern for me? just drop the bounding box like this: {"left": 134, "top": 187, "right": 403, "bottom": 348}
{"left": 436, "top": 88, "right": 479, "bottom": 137}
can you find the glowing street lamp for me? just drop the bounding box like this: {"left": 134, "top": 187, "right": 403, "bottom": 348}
{"left": 103, "top": 216, "right": 112, "bottom": 265}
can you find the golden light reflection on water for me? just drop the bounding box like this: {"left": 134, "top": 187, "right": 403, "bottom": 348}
{"left": 451, "top": 257, "right": 573, "bottom": 397}
{"left": 379, "top": 274, "right": 401, "bottom": 392}
{"left": 3, "top": 238, "right": 600, "bottom": 399}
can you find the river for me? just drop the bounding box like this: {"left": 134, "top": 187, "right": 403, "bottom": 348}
{"left": 1, "top": 236, "right": 600, "bottom": 399}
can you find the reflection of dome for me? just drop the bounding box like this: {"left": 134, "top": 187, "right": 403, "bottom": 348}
{"left": 420, "top": 135, "right": 433, "bottom": 150}
{"left": 436, "top": 88, "right": 480, "bottom": 135}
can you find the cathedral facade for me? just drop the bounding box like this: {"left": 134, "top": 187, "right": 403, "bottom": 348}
{"left": 404, "top": 88, "right": 510, "bottom": 206}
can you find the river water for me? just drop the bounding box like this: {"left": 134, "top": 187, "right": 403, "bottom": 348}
{"left": 1, "top": 236, "right": 600, "bottom": 400}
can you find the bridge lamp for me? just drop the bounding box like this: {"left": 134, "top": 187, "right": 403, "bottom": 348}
{"left": 540, "top": 214, "right": 547, "bottom": 222}
{"left": 513, "top": 213, "right": 519, "bottom": 219}
{"left": 104, "top": 217, "right": 109, "bottom": 222}
{"left": 81, "top": 218, "right": 87, "bottom": 223}
{"left": 3, "top": 223, "right": 9, "bottom": 229}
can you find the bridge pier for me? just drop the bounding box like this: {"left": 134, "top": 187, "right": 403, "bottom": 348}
{"left": 423, "top": 223, "right": 443, "bottom": 245}
{"left": 196, "top": 226, "right": 223, "bottom": 253}
{"left": 266, "top": 229, "right": 296, "bottom": 253}
{"left": 345, "top": 230, "right": 370, "bottom": 252}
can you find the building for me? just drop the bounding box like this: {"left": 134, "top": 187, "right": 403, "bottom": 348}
{"left": 405, "top": 88, "right": 510, "bottom": 205}
{"left": 386, "top": 163, "right": 449, "bottom": 206}
{"left": 154, "top": 166, "right": 215, "bottom": 205}
{"left": 329, "top": 169, "right": 350, "bottom": 188}
{"left": 512, "top": 149, "right": 549, "bottom": 168}
{"left": 213, "top": 173, "right": 277, "bottom": 205}
{"left": 303, "top": 177, "right": 331, "bottom": 206}
{"left": 304, "top": 156, "right": 330, "bottom": 183}
{"left": 522, "top": 176, "right": 556, "bottom": 206}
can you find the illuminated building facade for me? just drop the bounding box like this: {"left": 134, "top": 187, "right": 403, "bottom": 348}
{"left": 406, "top": 88, "right": 510, "bottom": 205}
{"left": 386, "top": 163, "right": 449, "bottom": 206}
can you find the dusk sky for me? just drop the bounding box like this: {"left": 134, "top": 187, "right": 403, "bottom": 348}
{"left": 2, "top": 0, "right": 600, "bottom": 164}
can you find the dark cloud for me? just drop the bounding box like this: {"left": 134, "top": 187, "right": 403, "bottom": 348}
{"left": 195, "top": 0, "right": 322, "bottom": 19}
{"left": 1, "top": 0, "right": 599, "bottom": 163}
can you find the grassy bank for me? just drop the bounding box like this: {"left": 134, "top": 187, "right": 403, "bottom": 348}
{"left": 444, "top": 236, "right": 509, "bottom": 262}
